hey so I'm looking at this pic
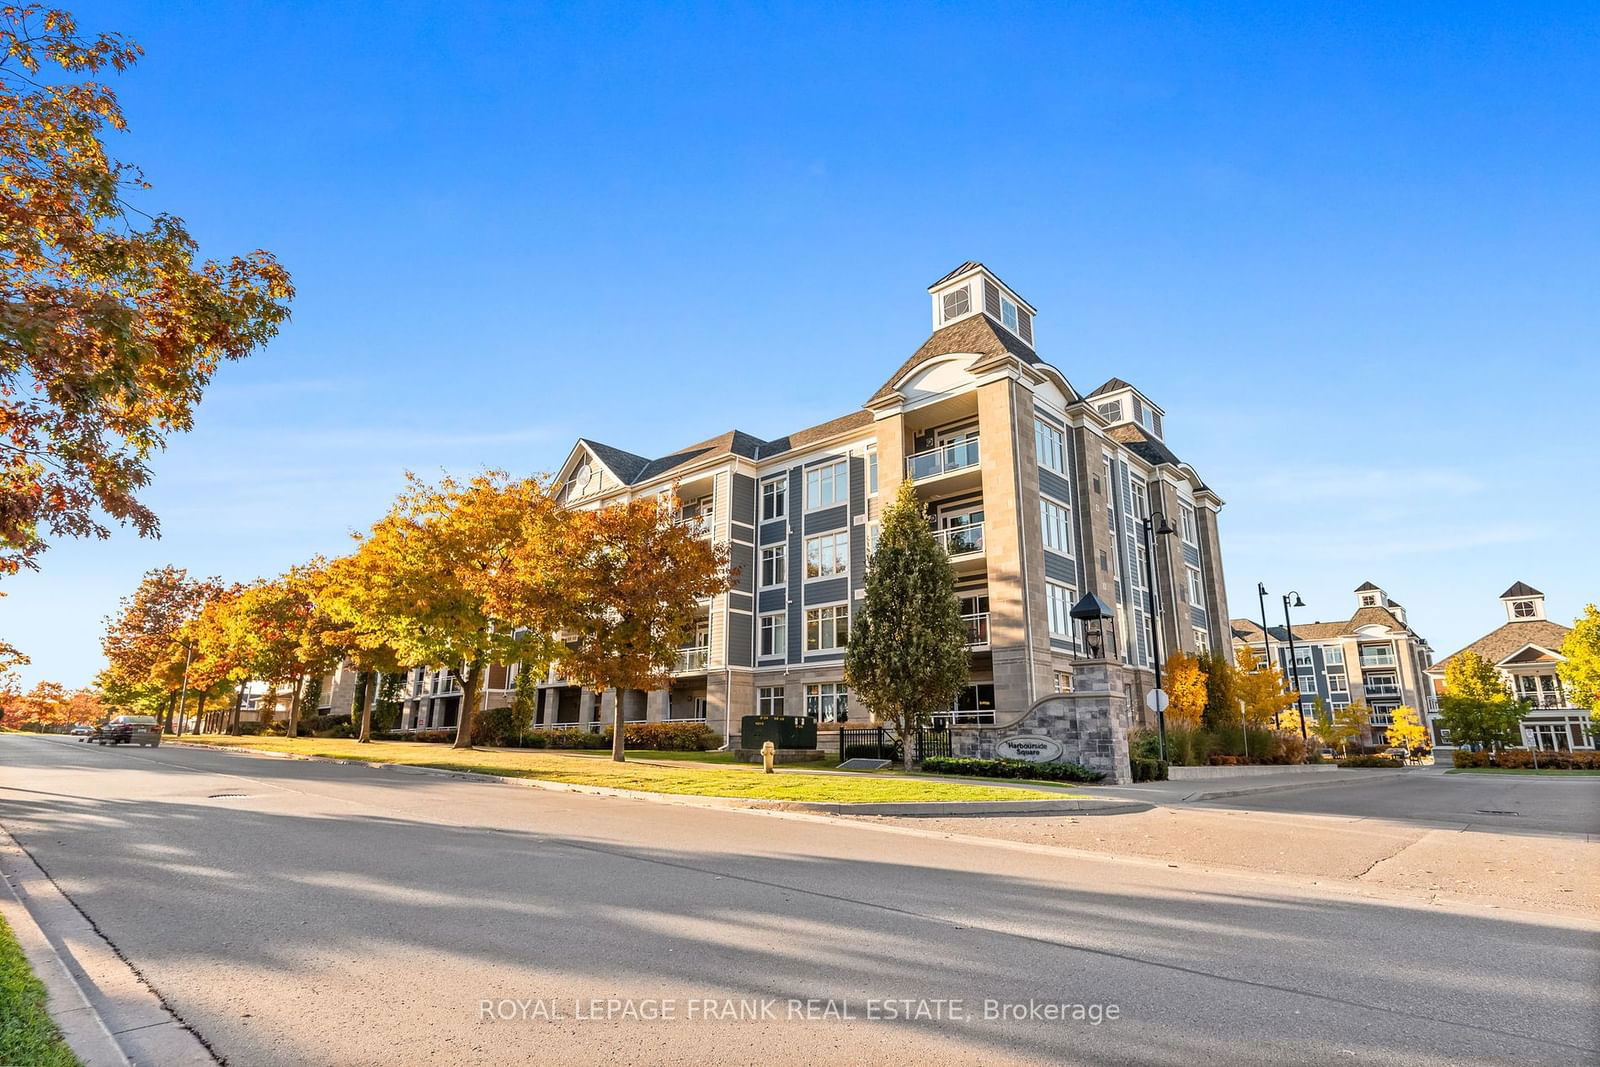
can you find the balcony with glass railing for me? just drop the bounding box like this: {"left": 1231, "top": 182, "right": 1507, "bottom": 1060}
{"left": 674, "top": 646, "right": 710, "bottom": 674}
{"left": 963, "top": 612, "right": 990, "bottom": 648}
{"left": 934, "top": 522, "right": 985, "bottom": 557}
{"left": 1362, "top": 684, "right": 1401, "bottom": 699}
{"left": 906, "top": 437, "right": 980, "bottom": 480}
{"left": 1358, "top": 648, "right": 1397, "bottom": 668}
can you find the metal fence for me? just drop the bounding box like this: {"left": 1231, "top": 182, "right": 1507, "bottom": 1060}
{"left": 836, "top": 725, "right": 952, "bottom": 763}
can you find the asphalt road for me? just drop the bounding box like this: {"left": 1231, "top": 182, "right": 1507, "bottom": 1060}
{"left": 2, "top": 734, "right": 1597, "bottom": 1066}
{"left": 1190, "top": 763, "right": 1600, "bottom": 836}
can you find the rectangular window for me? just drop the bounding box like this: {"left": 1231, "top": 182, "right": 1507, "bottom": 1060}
{"left": 1000, "top": 297, "right": 1019, "bottom": 332}
{"left": 760, "top": 477, "right": 786, "bottom": 522}
{"left": 1193, "top": 627, "right": 1210, "bottom": 653}
{"left": 760, "top": 544, "right": 786, "bottom": 588}
{"left": 804, "top": 683, "right": 848, "bottom": 722}
{"left": 1178, "top": 502, "right": 1198, "bottom": 545}
{"left": 759, "top": 613, "right": 786, "bottom": 659}
{"left": 1054, "top": 671, "right": 1073, "bottom": 693}
{"left": 1034, "top": 419, "right": 1065, "bottom": 474}
{"left": 1324, "top": 646, "right": 1344, "bottom": 666}
{"left": 804, "top": 531, "right": 849, "bottom": 579}
{"left": 866, "top": 522, "right": 881, "bottom": 557}
{"left": 1187, "top": 566, "right": 1205, "bottom": 608}
{"left": 1046, "top": 581, "right": 1075, "bottom": 639}
{"left": 805, "top": 459, "right": 848, "bottom": 510}
{"left": 758, "top": 686, "right": 785, "bottom": 716}
{"left": 867, "top": 450, "right": 879, "bottom": 495}
{"left": 805, "top": 604, "right": 849, "bottom": 651}
{"left": 1040, "top": 498, "right": 1072, "bottom": 554}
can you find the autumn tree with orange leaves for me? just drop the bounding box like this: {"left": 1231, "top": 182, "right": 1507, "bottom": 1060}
{"left": 101, "top": 565, "right": 222, "bottom": 731}
{"left": 0, "top": 5, "right": 293, "bottom": 596}
{"left": 536, "top": 494, "right": 731, "bottom": 763}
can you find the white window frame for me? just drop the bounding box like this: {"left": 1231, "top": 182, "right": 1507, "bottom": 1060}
{"left": 759, "top": 544, "right": 786, "bottom": 588}
{"left": 804, "top": 530, "right": 849, "bottom": 580}
{"left": 1040, "top": 497, "right": 1072, "bottom": 555}
{"left": 1187, "top": 566, "right": 1205, "bottom": 608}
{"left": 1034, "top": 419, "right": 1066, "bottom": 474}
{"left": 758, "top": 613, "right": 786, "bottom": 660}
{"left": 867, "top": 449, "right": 879, "bottom": 496}
{"left": 758, "top": 686, "right": 784, "bottom": 716}
{"left": 760, "top": 477, "right": 786, "bottom": 522}
{"left": 1178, "top": 503, "right": 1198, "bottom": 545}
{"left": 804, "top": 682, "right": 848, "bottom": 722}
{"left": 805, "top": 603, "right": 849, "bottom": 652}
{"left": 1046, "top": 581, "right": 1075, "bottom": 639}
{"left": 1000, "top": 296, "right": 1019, "bottom": 332}
{"left": 804, "top": 459, "right": 849, "bottom": 511}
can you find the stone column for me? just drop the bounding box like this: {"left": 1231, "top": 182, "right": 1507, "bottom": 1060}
{"left": 599, "top": 689, "right": 618, "bottom": 726}
{"left": 873, "top": 411, "right": 908, "bottom": 502}
{"left": 621, "top": 689, "right": 648, "bottom": 723}
{"left": 647, "top": 689, "right": 670, "bottom": 722}
{"left": 578, "top": 688, "right": 596, "bottom": 727}
{"left": 976, "top": 378, "right": 1055, "bottom": 715}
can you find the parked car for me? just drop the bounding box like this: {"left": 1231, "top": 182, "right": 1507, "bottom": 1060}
{"left": 96, "top": 715, "right": 161, "bottom": 747}
{"left": 71, "top": 723, "right": 96, "bottom": 740}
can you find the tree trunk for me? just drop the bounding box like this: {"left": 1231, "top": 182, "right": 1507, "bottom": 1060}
{"left": 451, "top": 659, "right": 484, "bottom": 749}
{"left": 287, "top": 672, "right": 304, "bottom": 738}
{"left": 193, "top": 693, "right": 207, "bottom": 735}
{"left": 901, "top": 715, "right": 915, "bottom": 771}
{"left": 358, "top": 672, "right": 376, "bottom": 744}
{"left": 162, "top": 691, "right": 178, "bottom": 734}
{"left": 230, "top": 680, "right": 245, "bottom": 735}
{"left": 610, "top": 690, "right": 626, "bottom": 763}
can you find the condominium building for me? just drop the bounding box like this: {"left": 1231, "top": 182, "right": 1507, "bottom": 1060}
{"left": 401, "top": 263, "right": 1232, "bottom": 742}
{"left": 1423, "top": 583, "right": 1592, "bottom": 751}
{"left": 1230, "top": 582, "right": 1434, "bottom": 745}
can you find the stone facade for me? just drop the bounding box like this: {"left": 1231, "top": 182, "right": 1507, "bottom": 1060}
{"left": 951, "top": 660, "right": 1135, "bottom": 784}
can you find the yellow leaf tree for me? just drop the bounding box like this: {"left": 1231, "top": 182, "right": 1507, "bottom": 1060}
{"left": 1235, "top": 644, "right": 1300, "bottom": 729}
{"left": 326, "top": 472, "right": 561, "bottom": 750}
{"left": 1163, "top": 652, "right": 1209, "bottom": 729}
{"left": 1385, "top": 704, "right": 1430, "bottom": 757}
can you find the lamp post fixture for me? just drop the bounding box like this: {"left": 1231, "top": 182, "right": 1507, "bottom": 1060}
{"left": 1139, "top": 511, "right": 1178, "bottom": 762}
{"left": 1257, "top": 582, "right": 1279, "bottom": 729}
{"left": 1281, "top": 591, "right": 1308, "bottom": 745}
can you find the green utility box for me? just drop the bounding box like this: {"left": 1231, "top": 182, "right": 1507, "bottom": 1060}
{"left": 740, "top": 715, "right": 818, "bottom": 749}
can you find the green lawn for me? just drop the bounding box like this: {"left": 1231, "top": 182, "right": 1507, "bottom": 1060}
{"left": 1447, "top": 767, "right": 1600, "bottom": 776}
{"left": 172, "top": 736, "right": 1065, "bottom": 803}
{"left": 0, "top": 913, "right": 81, "bottom": 1067}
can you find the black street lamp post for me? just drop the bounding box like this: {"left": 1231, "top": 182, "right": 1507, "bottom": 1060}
{"left": 1139, "top": 512, "right": 1178, "bottom": 762}
{"left": 1281, "top": 591, "right": 1308, "bottom": 744}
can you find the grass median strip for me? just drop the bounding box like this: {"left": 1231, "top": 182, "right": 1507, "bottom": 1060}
{"left": 1446, "top": 767, "right": 1600, "bottom": 776}
{"left": 172, "top": 736, "right": 1070, "bottom": 803}
{"left": 0, "top": 913, "right": 81, "bottom": 1067}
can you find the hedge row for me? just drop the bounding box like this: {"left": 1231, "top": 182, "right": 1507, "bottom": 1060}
{"left": 1453, "top": 749, "right": 1600, "bottom": 770}
{"left": 377, "top": 721, "right": 721, "bottom": 752}
{"left": 1337, "top": 754, "right": 1402, "bottom": 768}
{"left": 920, "top": 756, "right": 1105, "bottom": 783}
{"left": 1131, "top": 757, "right": 1169, "bottom": 782}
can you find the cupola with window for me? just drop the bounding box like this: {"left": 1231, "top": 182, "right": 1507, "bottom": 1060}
{"left": 1499, "top": 581, "right": 1547, "bottom": 622}
{"left": 927, "top": 261, "right": 1037, "bottom": 346}
{"left": 1085, "top": 378, "right": 1165, "bottom": 439}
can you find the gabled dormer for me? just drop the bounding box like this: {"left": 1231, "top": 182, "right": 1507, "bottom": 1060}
{"left": 1499, "top": 581, "right": 1546, "bottom": 622}
{"left": 1355, "top": 581, "right": 1384, "bottom": 610}
{"left": 1087, "top": 378, "right": 1165, "bottom": 440}
{"left": 928, "top": 261, "right": 1037, "bottom": 346}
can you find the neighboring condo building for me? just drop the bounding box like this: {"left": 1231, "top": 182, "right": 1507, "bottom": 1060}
{"left": 1231, "top": 582, "right": 1434, "bottom": 746}
{"left": 394, "top": 262, "right": 1230, "bottom": 744}
{"left": 1423, "top": 583, "right": 1593, "bottom": 751}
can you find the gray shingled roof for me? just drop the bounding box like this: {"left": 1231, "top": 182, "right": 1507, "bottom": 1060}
{"left": 868, "top": 315, "right": 1037, "bottom": 403}
{"left": 1355, "top": 581, "right": 1380, "bottom": 592}
{"left": 1500, "top": 581, "right": 1543, "bottom": 598}
{"left": 576, "top": 438, "right": 650, "bottom": 483}
{"left": 1088, "top": 377, "right": 1138, "bottom": 398}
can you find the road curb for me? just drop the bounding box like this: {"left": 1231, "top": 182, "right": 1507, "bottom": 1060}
{"left": 0, "top": 825, "right": 215, "bottom": 1066}
{"left": 166, "top": 741, "right": 1147, "bottom": 817}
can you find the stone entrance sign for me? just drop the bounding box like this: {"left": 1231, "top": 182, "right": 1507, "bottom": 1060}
{"left": 994, "top": 735, "right": 1065, "bottom": 763}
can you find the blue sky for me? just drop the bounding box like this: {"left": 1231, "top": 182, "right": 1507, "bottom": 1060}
{"left": 5, "top": 1, "right": 1596, "bottom": 685}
